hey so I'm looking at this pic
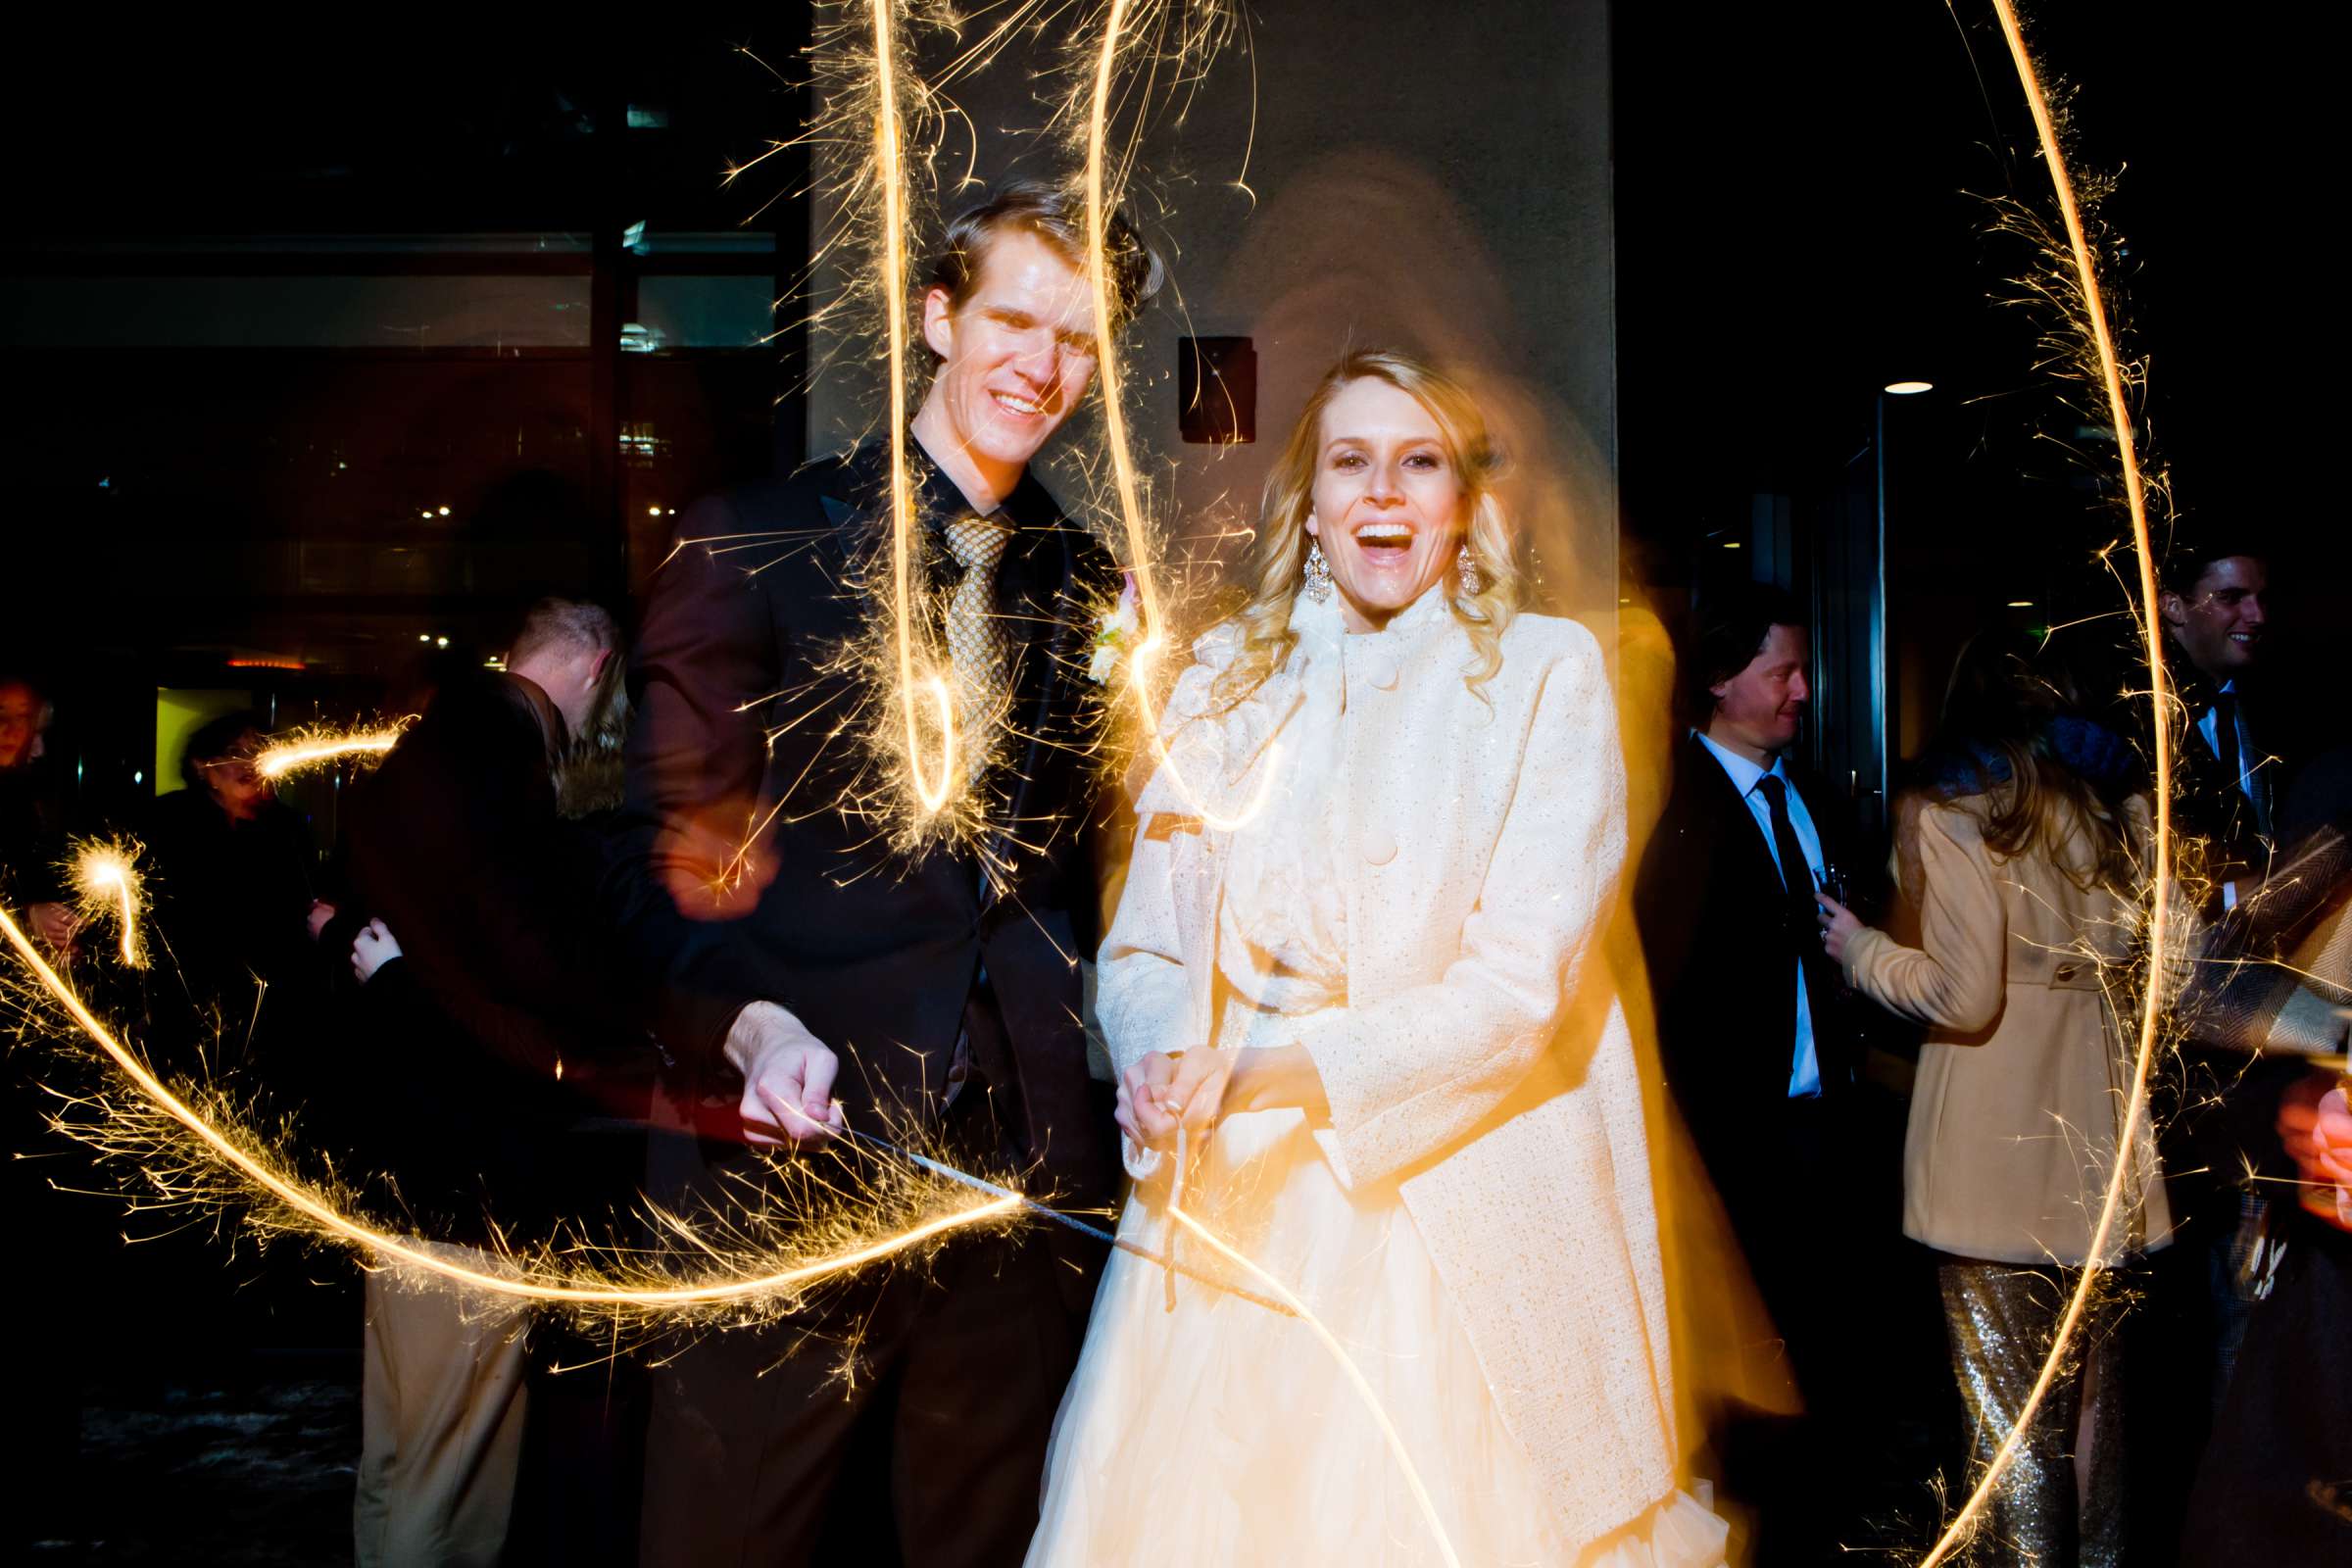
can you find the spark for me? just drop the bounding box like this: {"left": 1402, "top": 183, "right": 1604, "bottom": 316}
{"left": 1919, "top": 6, "right": 2173, "bottom": 1563}
{"left": 253, "top": 720, "right": 413, "bottom": 781}
{"left": 68, "top": 838, "right": 146, "bottom": 968}
{"left": 2, "top": 902, "right": 1026, "bottom": 1323}
{"left": 1169, "top": 1201, "right": 1463, "bottom": 1568}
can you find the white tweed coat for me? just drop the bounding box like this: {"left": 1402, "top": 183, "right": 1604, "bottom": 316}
{"left": 1099, "top": 589, "right": 1681, "bottom": 1549}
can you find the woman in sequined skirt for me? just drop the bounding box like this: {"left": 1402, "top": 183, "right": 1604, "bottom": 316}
{"left": 1818, "top": 631, "right": 2172, "bottom": 1567}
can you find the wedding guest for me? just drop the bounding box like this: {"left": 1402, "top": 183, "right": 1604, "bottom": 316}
{"left": 1819, "top": 630, "right": 2170, "bottom": 1567}
{"left": 339, "top": 598, "right": 649, "bottom": 1568}
{"left": 0, "top": 675, "right": 74, "bottom": 954}
{"left": 1635, "top": 580, "right": 1865, "bottom": 1561}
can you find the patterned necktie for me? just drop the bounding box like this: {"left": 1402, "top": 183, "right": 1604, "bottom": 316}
{"left": 940, "top": 516, "right": 1014, "bottom": 781}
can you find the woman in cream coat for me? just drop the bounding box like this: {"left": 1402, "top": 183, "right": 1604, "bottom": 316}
{"left": 1026, "top": 352, "right": 1723, "bottom": 1567}
{"left": 1819, "top": 631, "right": 2169, "bottom": 1568}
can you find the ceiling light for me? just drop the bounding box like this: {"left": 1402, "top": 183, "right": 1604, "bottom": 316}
{"left": 1884, "top": 379, "right": 1934, "bottom": 395}
{"left": 2008, "top": 599, "right": 2034, "bottom": 608}
{"left": 1723, "top": 541, "right": 1742, "bottom": 550}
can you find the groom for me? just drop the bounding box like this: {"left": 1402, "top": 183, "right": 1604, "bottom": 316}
{"left": 617, "top": 181, "right": 1157, "bottom": 1567}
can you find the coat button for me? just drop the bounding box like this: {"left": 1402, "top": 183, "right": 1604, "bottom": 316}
{"left": 1364, "top": 658, "right": 1400, "bottom": 691}
{"left": 1362, "top": 830, "right": 1397, "bottom": 865}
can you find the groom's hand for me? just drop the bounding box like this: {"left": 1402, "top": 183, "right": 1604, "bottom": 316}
{"left": 724, "top": 1001, "right": 845, "bottom": 1149}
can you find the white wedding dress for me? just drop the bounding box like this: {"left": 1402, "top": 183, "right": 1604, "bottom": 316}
{"left": 1026, "top": 596, "right": 1725, "bottom": 1567}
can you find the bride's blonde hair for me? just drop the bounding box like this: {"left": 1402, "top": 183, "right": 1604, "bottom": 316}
{"left": 1209, "top": 349, "right": 1522, "bottom": 710}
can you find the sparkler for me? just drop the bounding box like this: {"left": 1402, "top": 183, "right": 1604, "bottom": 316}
{"left": 1917, "top": 6, "right": 2174, "bottom": 1562}
{"left": 1, "top": 901, "right": 1029, "bottom": 1324}
{"left": 68, "top": 837, "right": 146, "bottom": 968}
{"left": 253, "top": 720, "right": 412, "bottom": 781}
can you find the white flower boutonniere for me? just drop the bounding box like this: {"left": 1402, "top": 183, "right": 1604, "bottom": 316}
{"left": 1087, "top": 571, "right": 1143, "bottom": 685}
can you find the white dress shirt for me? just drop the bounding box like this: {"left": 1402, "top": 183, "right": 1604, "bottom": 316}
{"left": 1694, "top": 731, "right": 1828, "bottom": 1098}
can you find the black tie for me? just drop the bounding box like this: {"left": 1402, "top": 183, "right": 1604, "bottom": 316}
{"left": 1758, "top": 774, "right": 1833, "bottom": 1060}
{"left": 2210, "top": 690, "right": 2271, "bottom": 839}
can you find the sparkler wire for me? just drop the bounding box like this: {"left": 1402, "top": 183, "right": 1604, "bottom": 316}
{"left": 1916, "top": 6, "right": 2173, "bottom": 1563}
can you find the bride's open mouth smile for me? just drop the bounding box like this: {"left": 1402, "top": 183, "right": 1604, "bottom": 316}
{"left": 1349, "top": 520, "right": 1417, "bottom": 561}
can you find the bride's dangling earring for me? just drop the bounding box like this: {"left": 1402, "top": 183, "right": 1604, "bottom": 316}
{"left": 1456, "top": 542, "right": 1484, "bottom": 598}
{"left": 1302, "top": 536, "right": 1335, "bottom": 604}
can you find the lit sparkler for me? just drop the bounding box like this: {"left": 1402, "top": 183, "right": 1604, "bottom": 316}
{"left": 1, "top": 901, "right": 1026, "bottom": 1324}
{"left": 253, "top": 720, "right": 413, "bottom": 781}
{"left": 68, "top": 837, "right": 146, "bottom": 968}
{"left": 1918, "top": 6, "right": 2175, "bottom": 1563}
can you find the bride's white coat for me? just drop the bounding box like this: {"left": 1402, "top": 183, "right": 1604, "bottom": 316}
{"left": 1101, "top": 586, "right": 1682, "bottom": 1550}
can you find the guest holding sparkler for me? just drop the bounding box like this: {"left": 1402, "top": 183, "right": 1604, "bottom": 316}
{"left": 1027, "top": 351, "right": 1725, "bottom": 1567}
{"left": 144, "top": 710, "right": 331, "bottom": 1060}
{"left": 1816, "top": 629, "right": 2170, "bottom": 1568}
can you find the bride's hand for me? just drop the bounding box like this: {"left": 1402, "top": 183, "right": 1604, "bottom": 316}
{"left": 1115, "top": 1050, "right": 1235, "bottom": 1151}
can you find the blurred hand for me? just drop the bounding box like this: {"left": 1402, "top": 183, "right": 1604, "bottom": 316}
{"left": 2278, "top": 1076, "right": 2352, "bottom": 1230}
{"left": 1816, "top": 892, "right": 1866, "bottom": 964}
{"left": 25, "top": 901, "right": 77, "bottom": 954}
{"left": 306, "top": 901, "right": 338, "bottom": 942}
{"left": 724, "top": 1001, "right": 844, "bottom": 1149}
{"left": 351, "top": 918, "right": 402, "bottom": 983}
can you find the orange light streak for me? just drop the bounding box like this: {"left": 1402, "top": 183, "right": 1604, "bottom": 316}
{"left": 1167, "top": 1201, "right": 1463, "bottom": 1568}
{"left": 253, "top": 725, "right": 409, "bottom": 781}
{"left": 873, "top": 0, "right": 957, "bottom": 815}
{"left": 1919, "top": 6, "right": 2172, "bottom": 1563}
{"left": 1082, "top": 0, "right": 1277, "bottom": 832}
{"left": 1, "top": 903, "right": 1018, "bottom": 1309}
{"left": 71, "top": 841, "right": 144, "bottom": 968}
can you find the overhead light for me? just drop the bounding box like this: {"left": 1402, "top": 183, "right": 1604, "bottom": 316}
{"left": 419, "top": 510, "right": 433, "bottom": 519}
{"left": 649, "top": 505, "right": 663, "bottom": 516}
{"left": 437, "top": 505, "right": 451, "bottom": 516}
{"left": 416, "top": 634, "right": 429, "bottom": 643}
{"left": 435, "top": 636, "right": 450, "bottom": 648}
{"left": 1723, "top": 541, "right": 1742, "bottom": 550}
{"left": 1884, "top": 379, "right": 1934, "bottom": 395}
{"left": 2007, "top": 599, "right": 2034, "bottom": 608}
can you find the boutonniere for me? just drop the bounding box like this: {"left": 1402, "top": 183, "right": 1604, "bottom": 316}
{"left": 1087, "top": 571, "right": 1143, "bottom": 685}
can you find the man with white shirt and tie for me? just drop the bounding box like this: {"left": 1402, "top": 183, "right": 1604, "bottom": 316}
{"left": 1638, "top": 581, "right": 1868, "bottom": 1562}
{"left": 2161, "top": 545, "right": 2277, "bottom": 906}
{"left": 2154, "top": 539, "right": 2320, "bottom": 1427}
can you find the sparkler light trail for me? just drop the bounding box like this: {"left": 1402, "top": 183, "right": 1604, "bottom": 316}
{"left": 1918, "top": 5, "right": 2173, "bottom": 1562}
{"left": 1167, "top": 1200, "right": 1464, "bottom": 1568}
{"left": 253, "top": 720, "right": 412, "bottom": 781}
{"left": 1079, "top": 0, "right": 1281, "bottom": 832}
{"left": 68, "top": 838, "right": 145, "bottom": 968}
{"left": 871, "top": 0, "right": 960, "bottom": 816}
{"left": 2, "top": 901, "right": 1028, "bottom": 1321}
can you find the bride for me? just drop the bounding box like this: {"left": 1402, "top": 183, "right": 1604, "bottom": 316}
{"left": 1027, "top": 351, "right": 1725, "bottom": 1566}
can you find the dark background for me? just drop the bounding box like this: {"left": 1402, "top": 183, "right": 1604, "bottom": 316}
{"left": 2, "top": 5, "right": 2334, "bottom": 1561}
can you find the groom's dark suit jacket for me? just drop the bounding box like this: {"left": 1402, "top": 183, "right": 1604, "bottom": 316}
{"left": 614, "top": 442, "right": 1120, "bottom": 1219}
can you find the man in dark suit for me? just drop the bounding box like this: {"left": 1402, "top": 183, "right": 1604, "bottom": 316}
{"left": 1636, "top": 581, "right": 1862, "bottom": 1560}
{"left": 2154, "top": 538, "right": 2321, "bottom": 1421}
{"left": 618, "top": 181, "right": 1157, "bottom": 1568}
{"left": 338, "top": 598, "right": 651, "bottom": 1568}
